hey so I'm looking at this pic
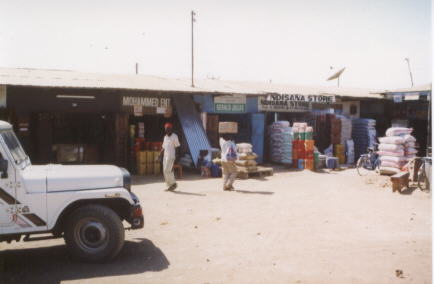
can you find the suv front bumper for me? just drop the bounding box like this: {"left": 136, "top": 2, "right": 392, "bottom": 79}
{"left": 128, "top": 192, "right": 144, "bottom": 229}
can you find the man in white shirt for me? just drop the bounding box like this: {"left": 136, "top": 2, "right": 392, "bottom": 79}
{"left": 157, "top": 123, "right": 180, "bottom": 191}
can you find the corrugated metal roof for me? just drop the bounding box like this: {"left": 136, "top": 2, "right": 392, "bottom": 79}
{"left": 172, "top": 95, "right": 210, "bottom": 168}
{"left": 0, "top": 67, "right": 383, "bottom": 99}
{"left": 379, "top": 84, "right": 432, "bottom": 94}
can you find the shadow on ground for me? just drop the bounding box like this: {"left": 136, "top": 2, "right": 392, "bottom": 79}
{"left": 399, "top": 185, "right": 420, "bottom": 195}
{"left": 0, "top": 238, "right": 169, "bottom": 284}
{"left": 234, "top": 189, "right": 274, "bottom": 195}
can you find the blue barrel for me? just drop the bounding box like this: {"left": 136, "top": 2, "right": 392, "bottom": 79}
{"left": 298, "top": 159, "right": 305, "bottom": 170}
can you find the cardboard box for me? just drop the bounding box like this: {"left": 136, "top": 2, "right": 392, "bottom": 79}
{"left": 137, "top": 151, "right": 147, "bottom": 163}
{"left": 146, "top": 151, "right": 154, "bottom": 163}
{"left": 137, "top": 164, "right": 147, "bottom": 175}
{"left": 154, "top": 163, "right": 161, "bottom": 175}
{"left": 146, "top": 163, "right": 154, "bottom": 175}
{"left": 218, "top": 122, "right": 238, "bottom": 134}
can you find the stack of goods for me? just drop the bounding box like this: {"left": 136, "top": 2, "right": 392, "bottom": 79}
{"left": 333, "top": 144, "right": 345, "bottom": 165}
{"left": 236, "top": 143, "right": 258, "bottom": 173}
{"left": 352, "top": 119, "right": 377, "bottom": 160}
{"left": 345, "top": 139, "right": 355, "bottom": 164}
{"left": 292, "top": 122, "right": 315, "bottom": 170}
{"left": 377, "top": 127, "right": 416, "bottom": 175}
{"left": 338, "top": 116, "right": 353, "bottom": 145}
{"left": 385, "top": 127, "right": 417, "bottom": 160}
{"left": 330, "top": 117, "right": 342, "bottom": 145}
{"left": 304, "top": 139, "right": 315, "bottom": 170}
{"left": 269, "top": 121, "right": 293, "bottom": 164}
{"left": 136, "top": 150, "right": 161, "bottom": 175}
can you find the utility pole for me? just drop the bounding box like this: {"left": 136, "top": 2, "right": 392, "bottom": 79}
{"left": 191, "top": 10, "right": 196, "bottom": 87}
{"left": 405, "top": 58, "right": 414, "bottom": 87}
{"left": 135, "top": 63, "right": 138, "bottom": 75}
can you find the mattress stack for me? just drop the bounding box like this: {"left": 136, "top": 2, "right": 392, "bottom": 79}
{"left": 268, "top": 121, "right": 293, "bottom": 164}
{"left": 352, "top": 119, "right": 377, "bottom": 160}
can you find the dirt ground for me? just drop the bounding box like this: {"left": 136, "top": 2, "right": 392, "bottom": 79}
{"left": 0, "top": 168, "right": 431, "bottom": 284}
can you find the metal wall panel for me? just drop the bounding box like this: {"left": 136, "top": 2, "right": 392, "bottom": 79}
{"left": 173, "top": 95, "right": 211, "bottom": 167}
{"left": 251, "top": 113, "right": 265, "bottom": 163}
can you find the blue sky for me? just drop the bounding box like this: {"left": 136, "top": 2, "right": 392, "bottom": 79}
{"left": 0, "top": 0, "right": 431, "bottom": 89}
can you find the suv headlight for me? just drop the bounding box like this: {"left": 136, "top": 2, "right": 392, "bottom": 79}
{"left": 120, "top": 167, "right": 131, "bottom": 191}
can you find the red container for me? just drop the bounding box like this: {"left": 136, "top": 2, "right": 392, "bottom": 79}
{"left": 305, "top": 150, "right": 314, "bottom": 159}
{"left": 134, "top": 138, "right": 145, "bottom": 152}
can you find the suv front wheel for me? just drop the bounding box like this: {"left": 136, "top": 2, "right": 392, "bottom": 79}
{"left": 64, "top": 204, "right": 125, "bottom": 262}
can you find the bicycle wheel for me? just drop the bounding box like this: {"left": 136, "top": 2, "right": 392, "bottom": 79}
{"left": 357, "top": 156, "right": 371, "bottom": 176}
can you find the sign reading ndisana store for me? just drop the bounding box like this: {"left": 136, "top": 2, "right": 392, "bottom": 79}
{"left": 258, "top": 93, "right": 336, "bottom": 112}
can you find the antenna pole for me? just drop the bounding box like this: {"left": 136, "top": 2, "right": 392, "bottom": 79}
{"left": 191, "top": 11, "right": 196, "bottom": 87}
{"left": 405, "top": 58, "right": 414, "bottom": 87}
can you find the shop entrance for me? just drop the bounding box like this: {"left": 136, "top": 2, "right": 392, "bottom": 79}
{"left": 127, "top": 114, "right": 184, "bottom": 173}
{"left": 31, "top": 112, "right": 116, "bottom": 165}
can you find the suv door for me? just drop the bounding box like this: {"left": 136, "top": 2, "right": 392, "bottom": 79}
{"left": 0, "top": 130, "right": 47, "bottom": 234}
{"left": 0, "top": 150, "right": 16, "bottom": 233}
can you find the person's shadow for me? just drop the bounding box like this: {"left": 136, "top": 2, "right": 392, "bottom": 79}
{"left": 0, "top": 238, "right": 169, "bottom": 284}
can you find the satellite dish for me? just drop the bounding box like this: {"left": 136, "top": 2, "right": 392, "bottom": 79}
{"left": 327, "top": 67, "right": 346, "bottom": 87}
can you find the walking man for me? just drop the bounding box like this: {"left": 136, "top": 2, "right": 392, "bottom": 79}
{"left": 157, "top": 123, "right": 180, "bottom": 191}
{"left": 220, "top": 134, "right": 238, "bottom": 191}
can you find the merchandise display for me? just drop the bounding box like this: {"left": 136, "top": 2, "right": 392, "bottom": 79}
{"left": 352, "top": 118, "right": 377, "bottom": 160}
{"left": 292, "top": 122, "right": 315, "bottom": 170}
{"left": 236, "top": 143, "right": 258, "bottom": 173}
{"left": 269, "top": 121, "right": 293, "bottom": 164}
{"left": 378, "top": 127, "right": 417, "bottom": 174}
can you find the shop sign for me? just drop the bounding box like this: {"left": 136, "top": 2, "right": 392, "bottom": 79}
{"left": 404, "top": 93, "right": 420, "bottom": 101}
{"left": 133, "top": 105, "right": 143, "bottom": 116}
{"left": 258, "top": 94, "right": 335, "bottom": 112}
{"left": 122, "top": 96, "right": 171, "bottom": 115}
{"left": 214, "top": 95, "right": 246, "bottom": 113}
{"left": 393, "top": 94, "right": 403, "bottom": 103}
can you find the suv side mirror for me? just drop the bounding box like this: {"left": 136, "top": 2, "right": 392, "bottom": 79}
{"left": 0, "top": 159, "right": 8, "bottom": 179}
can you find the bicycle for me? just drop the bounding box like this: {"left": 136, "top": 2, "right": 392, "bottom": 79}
{"left": 356, "top": 145, "right": 380, "bottom": 176}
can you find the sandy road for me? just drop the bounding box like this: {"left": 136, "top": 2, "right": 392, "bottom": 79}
{"left": 0, "top": 168, "right": 431, "bottom": 284}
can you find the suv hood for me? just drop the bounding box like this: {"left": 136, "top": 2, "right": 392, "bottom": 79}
{"left": 24, "top": 164, "right": 124, "bottom": 192}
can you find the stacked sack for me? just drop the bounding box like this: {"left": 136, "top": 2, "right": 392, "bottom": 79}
{"left": 385, "top": 127, "right": 417, "bottom": 160}
{"left": 378, "top": 127, "right": 416, "bottom": 175}
{"left": 378, "top": 136, "right": 406, "bottom": 174}
{"left": 352, "top": 119, "right": 377, "bottom": 160}
{"left": 269, "top": 121, "right": 293, "bottom": 164}
{"left": 236, "top": 143, "right": 258, "bottom": 173}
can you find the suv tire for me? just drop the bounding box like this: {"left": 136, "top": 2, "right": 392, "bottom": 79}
{"left": 64, "top": 204, "right": 125, "bottom": 262}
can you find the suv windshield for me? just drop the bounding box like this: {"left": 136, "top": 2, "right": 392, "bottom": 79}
{"left": 1, "top": 130, "right": 28, "bottom": 165}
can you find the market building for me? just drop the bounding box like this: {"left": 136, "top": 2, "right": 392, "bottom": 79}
{"left": 0, "top": 67, "right": 418, "bottom": 174}
{"left": 378, "top": 84, "right": 431, "bottom": 156}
